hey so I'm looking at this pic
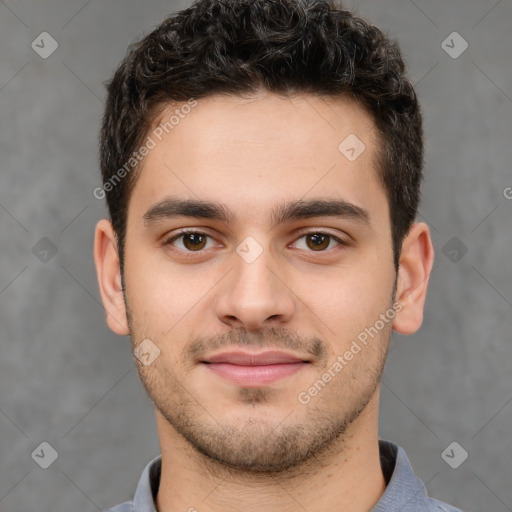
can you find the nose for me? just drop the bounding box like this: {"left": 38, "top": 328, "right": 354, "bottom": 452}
{"left": 214, "top": 241, "right": 296, "bottom": 332}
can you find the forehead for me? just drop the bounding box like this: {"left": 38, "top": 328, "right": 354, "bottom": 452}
{"left": 128, "top": 91, "right": 388, "bottom": 229}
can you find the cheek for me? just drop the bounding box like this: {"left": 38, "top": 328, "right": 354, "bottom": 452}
{"left": 300, "top": 264, "right": 394, "bottom": 340}
{"left": 123, "top": 246, "right": 220, "bottom": 336}
{"left": 123, "top": 251, "right": 181, "bottom": 325}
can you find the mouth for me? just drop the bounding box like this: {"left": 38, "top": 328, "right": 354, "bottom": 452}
{"left": 200, "top": 350, "right": 312, "bottom": 387}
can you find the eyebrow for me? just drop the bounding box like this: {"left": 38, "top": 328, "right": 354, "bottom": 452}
{"left": 143, "top": 196, "right": 371, "bottom": 229}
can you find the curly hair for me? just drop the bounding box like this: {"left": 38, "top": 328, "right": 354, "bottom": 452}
{"left": 99, "top": 0, "right": 423, "bottom": 272}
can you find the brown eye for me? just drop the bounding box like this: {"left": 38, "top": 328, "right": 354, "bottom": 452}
{"left": 165, "top": 230, "right": 345, "bottom": 256}
{"left": 166, "top": 231, "right": 214, "bottom": 252}
{"left": 182, "top": 233, "right": 207, "bottom": 251}
{"left": 305, "top": 233, "right": 330, "bottom": 251}
{"left": 294, "top": 232, "right": 344, "bottom": 252}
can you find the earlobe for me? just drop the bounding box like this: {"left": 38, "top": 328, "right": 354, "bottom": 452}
{"left": 392, "top": 222, "right": 435, "bottom": 335}
{"left": 93, "top": 219, "right": 130, "bottom": 336}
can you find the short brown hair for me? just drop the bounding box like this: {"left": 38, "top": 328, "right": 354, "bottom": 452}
{"left": 99, "top": 0, "right": 423, "bottom": 272}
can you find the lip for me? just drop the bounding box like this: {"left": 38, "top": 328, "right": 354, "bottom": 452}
{"left": 201, "top": 350, "right": 311, "bottom": 387}
{"left": 203, "top": 350, "right": 310, "bottom": 365}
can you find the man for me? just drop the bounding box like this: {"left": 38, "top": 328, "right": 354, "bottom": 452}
{"left": 93, "top": 0, "right": 463, "bottom": 510}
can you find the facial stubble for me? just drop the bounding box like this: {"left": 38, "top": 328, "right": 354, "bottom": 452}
{"left": 123, "top": 289, "right": 394, "bottom": 478}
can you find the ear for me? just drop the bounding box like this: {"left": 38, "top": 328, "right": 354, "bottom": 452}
{"left": 93, "top": 218, "right": 130, "bottom": 335}
{"left": 392, "top": 222, "right": 435, "bottom": 335}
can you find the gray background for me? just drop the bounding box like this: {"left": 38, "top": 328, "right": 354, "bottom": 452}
{"left": 0, "top": 0, "right": 511, "bottom": 511}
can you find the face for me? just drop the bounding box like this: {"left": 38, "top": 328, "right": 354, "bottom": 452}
{"left": 113, "top": 91, "right": 400, "bottom": 473}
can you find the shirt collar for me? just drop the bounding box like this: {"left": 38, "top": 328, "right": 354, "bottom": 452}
{"left": 370, "top": 440, "right": 430, "bottom": 511}
{"left": 132, "top": 439, "right": 430, "bottom": 511}
{"left": 132, "top": 452, "right": 161, "bottom": 512}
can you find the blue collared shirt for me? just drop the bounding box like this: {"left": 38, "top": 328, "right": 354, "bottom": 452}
{"left": 104, "top": 439, "right": 464, "bottom": 511}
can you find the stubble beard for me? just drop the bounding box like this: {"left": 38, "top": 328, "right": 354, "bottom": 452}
{"left": 122, "top": 275, "right": 395, "bottom": 476}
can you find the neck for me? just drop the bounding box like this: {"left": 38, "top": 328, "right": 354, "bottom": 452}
{"left": 154, "top": 393, "right": 386, "bottom": 512}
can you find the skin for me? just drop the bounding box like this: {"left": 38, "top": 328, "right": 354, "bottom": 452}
{"left": 94, "top": 90, "right": 434, "bottom": 512}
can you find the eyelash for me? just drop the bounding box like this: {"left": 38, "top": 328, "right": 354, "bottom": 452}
{"left": 163, "top": 229, "right": 348, "bottom": 257}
